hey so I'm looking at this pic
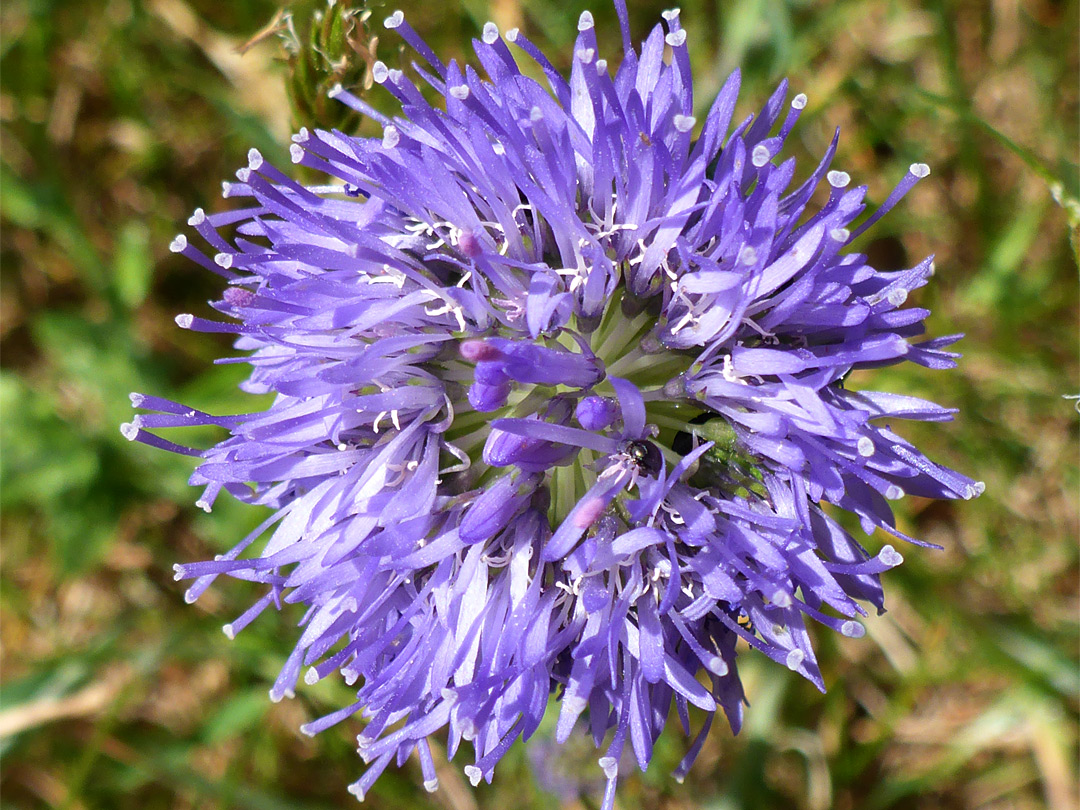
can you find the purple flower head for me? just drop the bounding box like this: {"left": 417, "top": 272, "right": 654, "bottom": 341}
{"left": 125, "top": 3, "right": 981, "bottom": 805}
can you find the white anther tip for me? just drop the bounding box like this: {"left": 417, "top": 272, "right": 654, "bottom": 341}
{"left": 214, "top": 252, "right": 233, "bottom": 268}
{"left": 384, "top": 10, "right": 404, "bottom": 29}
{"left": 707, "top": 655, "right": 728, "bottom": 675}
{"left": 222, "top": 623, "right": 235, "bottom": 639}
{"left": 964, "top": 481, "right": 985, "bottom": 499}
{"left": 372, "top": 61, "right": 389, "bottom": 83}
{"left": 246, "top": 148, "right": 263, "bottom": 170}
{"left": 482, "top": 21, "right": 499, "bottom": 44}
{"left": 665, "top": 30, "right": 687, "bottom": 47}
{"left": 887, "top": 287, "right": 908, "bottom": 307}
{"left": 187, "top": 208, "right": 206, "bottom": 226}
{"left": 857, "top": 436, "right": 875, "bottom": 457}
{"left": 841, "top": 620, "right": 865, "bottom": 638}
{"left": 120, "top": 422, "right": 139, "bottom": 441}
{"left": 791, "top": 93, "right": 807, "bottom": 110}
{"left": 751, "top": 144, "right": 771, "bottom": 167}
{"left": 448, "top": 85, "right": 470, "bottom": 100}
{"left": 879, "top": 545, "right": 904, "bottom": 567}
{"left": 785, "top": 649, "right": 805, "bottom": 670}
{"left": 910, "top": 162, "right": 930, "bottom": 178}
{"left": 662, "top": 9, "right": 681, "bottom": 21}
{"left": 673, "top": 114, "right": 696, "bottom": 133}
{"left": 599, "top": 756, "right": 618, "bottom": 779}
{"left": 327, "top": 83, "right": 344, "bottom": 99}
{"left": 505, "top": 27, "right": 519, "bottom": 43}
{"left": 382, "top": 126, "right": 400, "bottom": 149}
{"left": 168, "top": 234, "right": 187, "bottom": 253}
{"left": 885, "top": 484, "right": 904, "bottom": 501}
{"left": 424, "top": 778, "right": 439, "bottom": 793}
{"left": 175, "top": 313, "right": 194, "bottom": 328}
{"left": 827, "top": 170, "right": 851, "bottom": 188}
{"left": 578, "top": 10, "right": 594, "bottom": 30}
{"left": 463, "top": 765, "right": 482, "bottom": 786}
{"left": 830, "top": 227, "right": 850, "bottom": 242}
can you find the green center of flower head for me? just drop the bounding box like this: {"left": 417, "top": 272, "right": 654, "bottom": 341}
{"left": 434, "top": 275, "right": 766, "bottom": 527}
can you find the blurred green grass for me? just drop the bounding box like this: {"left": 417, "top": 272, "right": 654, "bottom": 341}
{"left": 1, "top": 1, "right": 1077, "bottom": 808}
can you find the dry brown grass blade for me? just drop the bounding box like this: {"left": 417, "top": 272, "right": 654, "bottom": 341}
{"left": 149, "top": 0, "right": 291, "bottom": 140}
{"left": 236, "top": 9, "right": 289, "bottom": 56}
{"left": 0, "top": 665, "right": 131, "bottom": 738}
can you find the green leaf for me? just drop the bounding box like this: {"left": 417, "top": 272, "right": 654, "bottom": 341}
{"left": 112, "top": 221, "right": 153, "bottom": 309}
{"left": 994, "top": 627, "right": 1080, "bottom": 700}
{"left": 200, "top": 689, "right": 271, "bottom": 744}
{"left": 0, "top": 372, "right": 100, "bottom": 507}
{"left": 962, "top": 196, "right": 1049, "bottom": 310}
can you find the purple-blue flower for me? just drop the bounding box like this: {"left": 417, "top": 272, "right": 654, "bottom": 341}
{"left": 124, "top": 3, "right": 982, "bottom": 804}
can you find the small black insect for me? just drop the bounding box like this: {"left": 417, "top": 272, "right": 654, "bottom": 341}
{"left": 622, "top": 439, "right": 663, "bottom": 477}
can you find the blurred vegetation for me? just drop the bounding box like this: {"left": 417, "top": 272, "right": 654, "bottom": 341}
{"left": 1, "top": 0, "right": 1077, "bottom": 808}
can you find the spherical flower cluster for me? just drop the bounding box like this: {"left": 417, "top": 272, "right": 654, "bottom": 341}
{"left": 124, "top": 3, "right": 981, "bottom": 805}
